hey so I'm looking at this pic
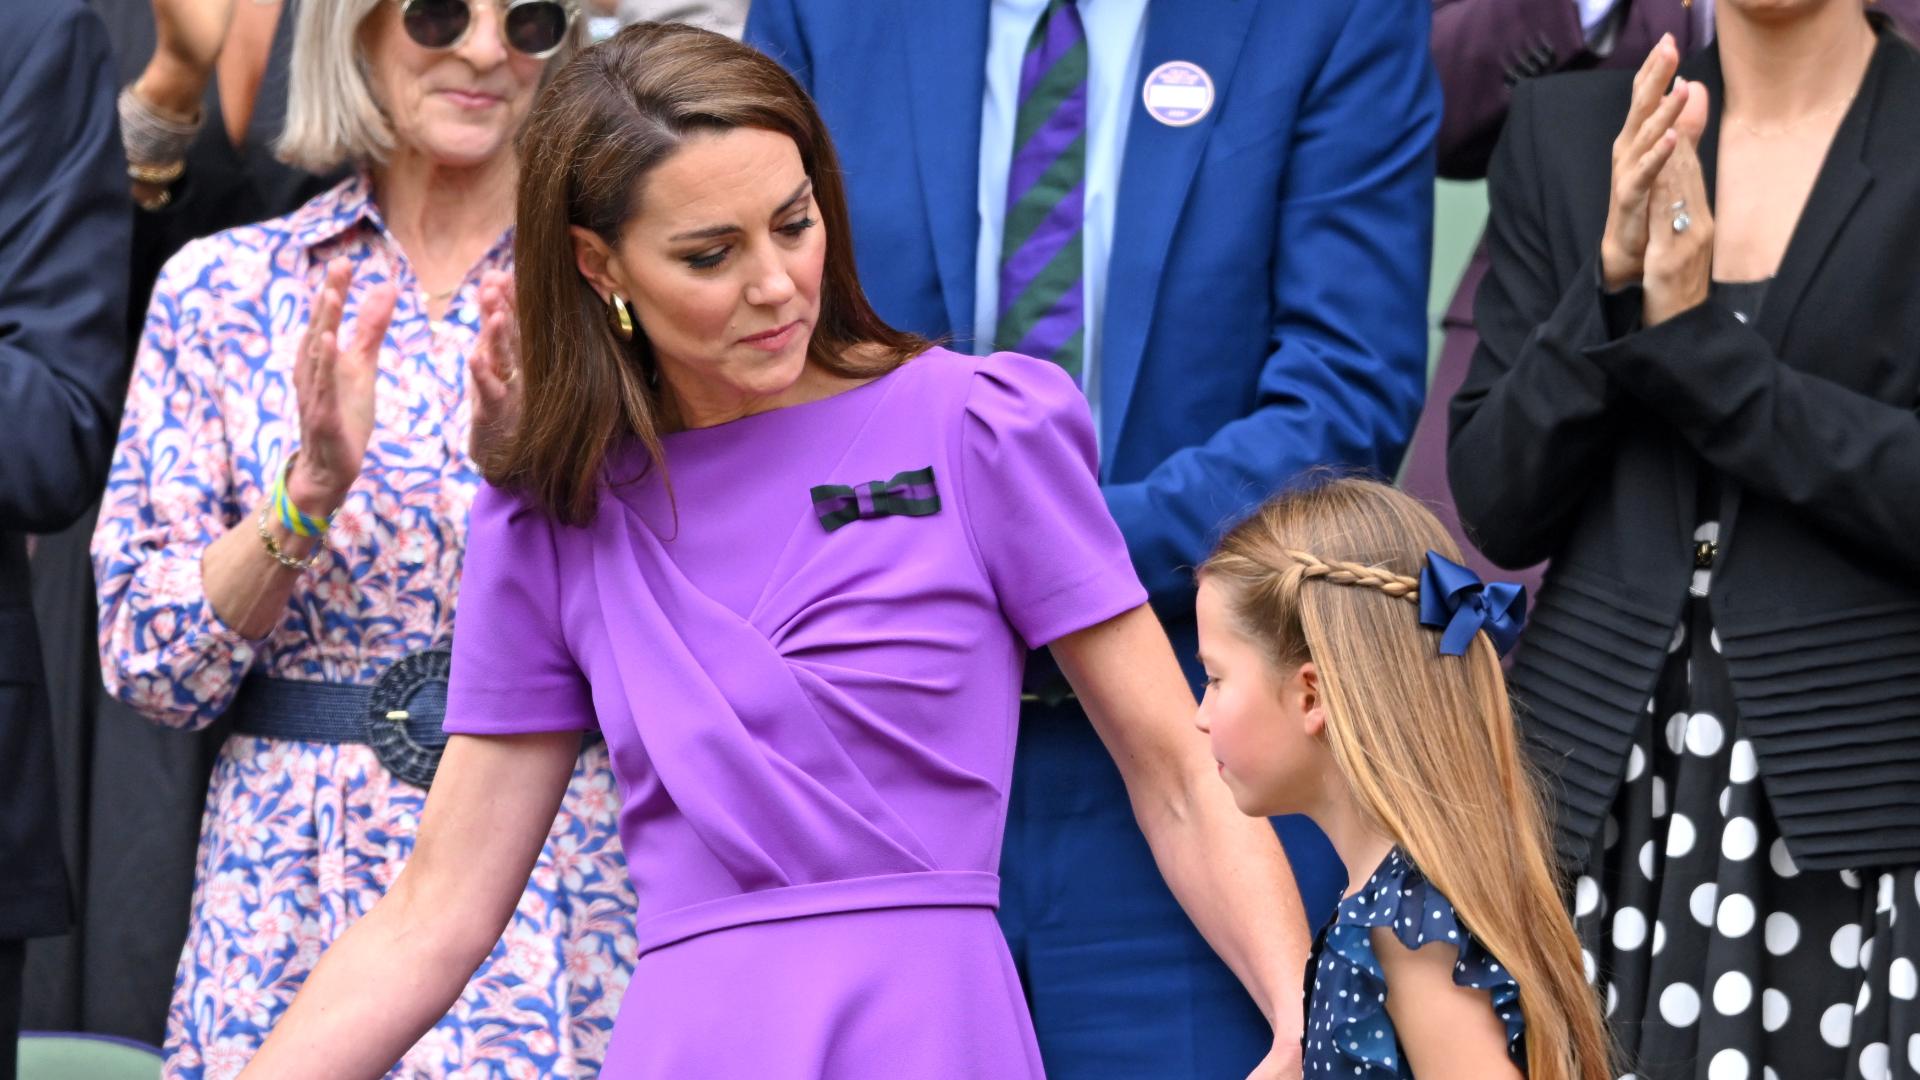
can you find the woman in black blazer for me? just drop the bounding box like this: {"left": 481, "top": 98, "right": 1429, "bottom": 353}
{"left": 1450, "top": 3, "right": 1920, "bottom": 1077}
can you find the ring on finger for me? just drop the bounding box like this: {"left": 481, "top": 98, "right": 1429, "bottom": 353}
{"left": 1673, "top": 211, "right": 1692, "bottom": 234}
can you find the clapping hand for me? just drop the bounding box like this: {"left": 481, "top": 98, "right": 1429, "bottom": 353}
{"left": 1599, "top": 33, "right": 1714, "bottom": 324}
{"left": 467, "top": 270, "right": 522, "bottom": 467}
{"left": 1600, "top": 36, "right": 1707, "bottom": 289}
{"left": 287, "top": 259, "right": 397, "bottom": 516}
{"left": 1643, "top": 82, "right": 1714, "bottom": 326}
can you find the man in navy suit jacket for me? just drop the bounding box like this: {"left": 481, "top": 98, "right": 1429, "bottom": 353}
{"left": 749, "top": 3, "right": 1437, "bottom": 1075}
{"left": 0, "top": 1, "right": 130, "bottom": 1073}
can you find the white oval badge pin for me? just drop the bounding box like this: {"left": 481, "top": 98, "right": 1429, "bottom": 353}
{"left": 1142, "top": 60, "right": 1215, "bottom": 127}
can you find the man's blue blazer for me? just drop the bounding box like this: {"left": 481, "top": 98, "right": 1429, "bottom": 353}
{"left": 748, "top": 0, "right": 1439, "bottom": 637}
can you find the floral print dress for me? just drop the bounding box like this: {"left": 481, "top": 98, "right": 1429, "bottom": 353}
{"left": 92, "top": 176, "right": 637, "bottom": 1079}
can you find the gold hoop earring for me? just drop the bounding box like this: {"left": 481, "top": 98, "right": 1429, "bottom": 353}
{"left": 609, "top": 294, "right": 635, "bottom": 341}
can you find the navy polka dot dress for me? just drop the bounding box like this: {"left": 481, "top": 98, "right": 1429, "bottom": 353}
{"left": 1302, "top": 848, "right": 1528, "bottom": 1077}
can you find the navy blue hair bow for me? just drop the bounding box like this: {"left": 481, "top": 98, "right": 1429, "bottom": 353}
{"left": 1417, "top": 551, "right": 1528, "bottom": 658}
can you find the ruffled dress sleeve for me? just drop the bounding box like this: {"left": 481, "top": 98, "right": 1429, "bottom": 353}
{"left": 441, "top": 482, "right": 596, "bottom": 734}
{"left": 1304, "top": 849, "right": 1527, "bottom": 1077}
{"left": 957, "top": 352, "right": 1146, "bottom": 649}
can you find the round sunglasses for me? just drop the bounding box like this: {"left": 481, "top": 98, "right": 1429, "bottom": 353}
{"left": 398, "top": 0, "right": 577, "bottom": 59}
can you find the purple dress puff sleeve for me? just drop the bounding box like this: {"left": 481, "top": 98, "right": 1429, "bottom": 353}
{"left": 443, "top": 483, "right": 597, "bottom": 734}
{"left": 959, "top": 352, "right": 1147, "bottom": 649}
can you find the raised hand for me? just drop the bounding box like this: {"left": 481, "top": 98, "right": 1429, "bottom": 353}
{"left": 288, "top": 259, "right": 397, "bottom": 517}
{"left": 150, "top": 0, "right": 240, "bottom": 81}
{"left": 467, "top": 269, "right": 522, "bottom": 469}
{"left": 1644, "top": 81, "right": 1715, "bottom": 327}
{"left": 1601, "top": 35, "right": 1693, "bottom": 291}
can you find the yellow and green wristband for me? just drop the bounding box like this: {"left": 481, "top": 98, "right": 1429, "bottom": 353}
{"left": 273, "top": 459, "right": 334, "bottom": 539}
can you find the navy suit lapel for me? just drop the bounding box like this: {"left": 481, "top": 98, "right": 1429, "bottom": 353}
{"left": 903, "top": 3, "right": 989, "bottom": 341}
{"left": 1099, "top": 0, "right": 1257, "bottom": 462}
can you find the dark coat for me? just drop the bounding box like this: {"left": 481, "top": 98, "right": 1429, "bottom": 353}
{"left": 1450, "top": 24, "right": 1920, "bottom": 872}
{"left": 0, "top": 0, "right": 130, "bottom": 939}
{"left": 1404, "top": 2, "right": 1920, "bottom": 602}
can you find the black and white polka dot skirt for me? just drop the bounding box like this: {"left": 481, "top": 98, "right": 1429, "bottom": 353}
{"left": 1574, "top": 563, "right": 1920, "bottom": 1080}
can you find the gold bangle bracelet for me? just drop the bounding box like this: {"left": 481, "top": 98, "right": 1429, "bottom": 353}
{"left": 128, "top": 159, "right": 186, "bottom": 185}
{"left": 256, "top": 510, "right": 321, "bottom": 572}
{"left": 134, "top": 187, "right": 173, "bottom": 212}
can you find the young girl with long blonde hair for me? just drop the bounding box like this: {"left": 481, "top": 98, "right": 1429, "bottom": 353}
{"left": 1195, "top": 477, "right": 1610, "bottom": 1080}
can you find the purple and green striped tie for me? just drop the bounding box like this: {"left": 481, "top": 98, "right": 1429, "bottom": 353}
{"left": 995, "top": 0, "right": 1087, "bottom": 381}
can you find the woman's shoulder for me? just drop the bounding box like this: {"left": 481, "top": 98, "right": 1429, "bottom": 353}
{"left": 877, "top": 346, "right": 1091, "bottom": 441}
{"left": 950, "top": 349, "right": 1092, "bottom": 429}
{"left": 1491, "top": 69, "right": 1632, "bottom": 220}
{"left": 466, "top": 478, "right": 593, "bottom": 574}
{"left": 1500, "top": 67, "right": 1636, "bottom": 178}
{"left": 1518, "top": 66, "right": 1637, "bottom": 128}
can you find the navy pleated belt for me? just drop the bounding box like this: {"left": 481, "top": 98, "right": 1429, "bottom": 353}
{"left": 228, "top": 649, "right": 452, "bottom": 788}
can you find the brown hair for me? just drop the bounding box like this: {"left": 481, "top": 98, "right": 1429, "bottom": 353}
{"left": 492, "top": 22, "right": 927, "bottom": 525}
{"left": 1200, "top": 477, "right": 1611, "bottom": 1080}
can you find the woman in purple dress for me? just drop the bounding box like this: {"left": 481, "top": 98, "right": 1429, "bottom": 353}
{"left": 239, "top": 23, "right": 1307, "bottom": 1079}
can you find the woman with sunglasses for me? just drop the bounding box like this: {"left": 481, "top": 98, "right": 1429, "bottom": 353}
{"left": 235, "top": 21, "right": 1306, "bottom": 1080}
{"left": 92, "top": 2, "right": 635, "bottom": 1078}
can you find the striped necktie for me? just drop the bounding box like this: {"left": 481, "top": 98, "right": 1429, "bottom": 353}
{"left": 995, "top": 0, "right": 1087, "bottom": 381}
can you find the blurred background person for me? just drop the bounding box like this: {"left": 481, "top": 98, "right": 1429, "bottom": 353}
{"left": 89, "top": 1, "right": 636, "bottom": 1076}
{"left": 0, "top": 1, "right": 131, "bottom": 1076}
{"left": 747, "top": 1, "right": 1439, "bottom": 1076}
{"left": 1451, "top": 2, "right": 1920, "bottom": 1075}
{"left": 24, "top": 0, "right": 340, "bottom": 1039}
{"left": 103, "top": 0, "right": 342, "bottom": 330}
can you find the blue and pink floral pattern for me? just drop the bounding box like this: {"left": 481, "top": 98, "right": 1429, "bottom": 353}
{"left": 93, "top": 176, "right": 636, "bottom": 1079}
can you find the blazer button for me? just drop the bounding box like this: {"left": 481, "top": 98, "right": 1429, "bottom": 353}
{"left": 1695, "top": 540, "right": 1718, "bottom": 569}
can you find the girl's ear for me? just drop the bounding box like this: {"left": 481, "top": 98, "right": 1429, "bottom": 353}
{"left": 1297, "top": 661, "right": 1328, "bottom": 738}
{"left": 570, "top": 225, "right": 625, "bottom": 301}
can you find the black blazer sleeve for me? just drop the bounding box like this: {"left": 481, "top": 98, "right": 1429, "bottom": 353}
{"left": 1591, "top": 298, "right": 1920, "bottom": 577}
{"left": 0, "top": 2, "right": 132, "bottom": 533}
{"left": 1446, "top": 78, "right": 1628, "bottom": 569}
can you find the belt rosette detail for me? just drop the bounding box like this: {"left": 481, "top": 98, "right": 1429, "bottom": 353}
{"left": 809, "top": 466, "right": 941, "bottom": 533}
{"left": 365, "top": 647, "right": 453, "bottom": 789}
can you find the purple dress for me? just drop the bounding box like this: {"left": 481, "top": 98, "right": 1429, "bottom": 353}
{"left": 443, "top": 349, "right": 1146, "bottom": 1076}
